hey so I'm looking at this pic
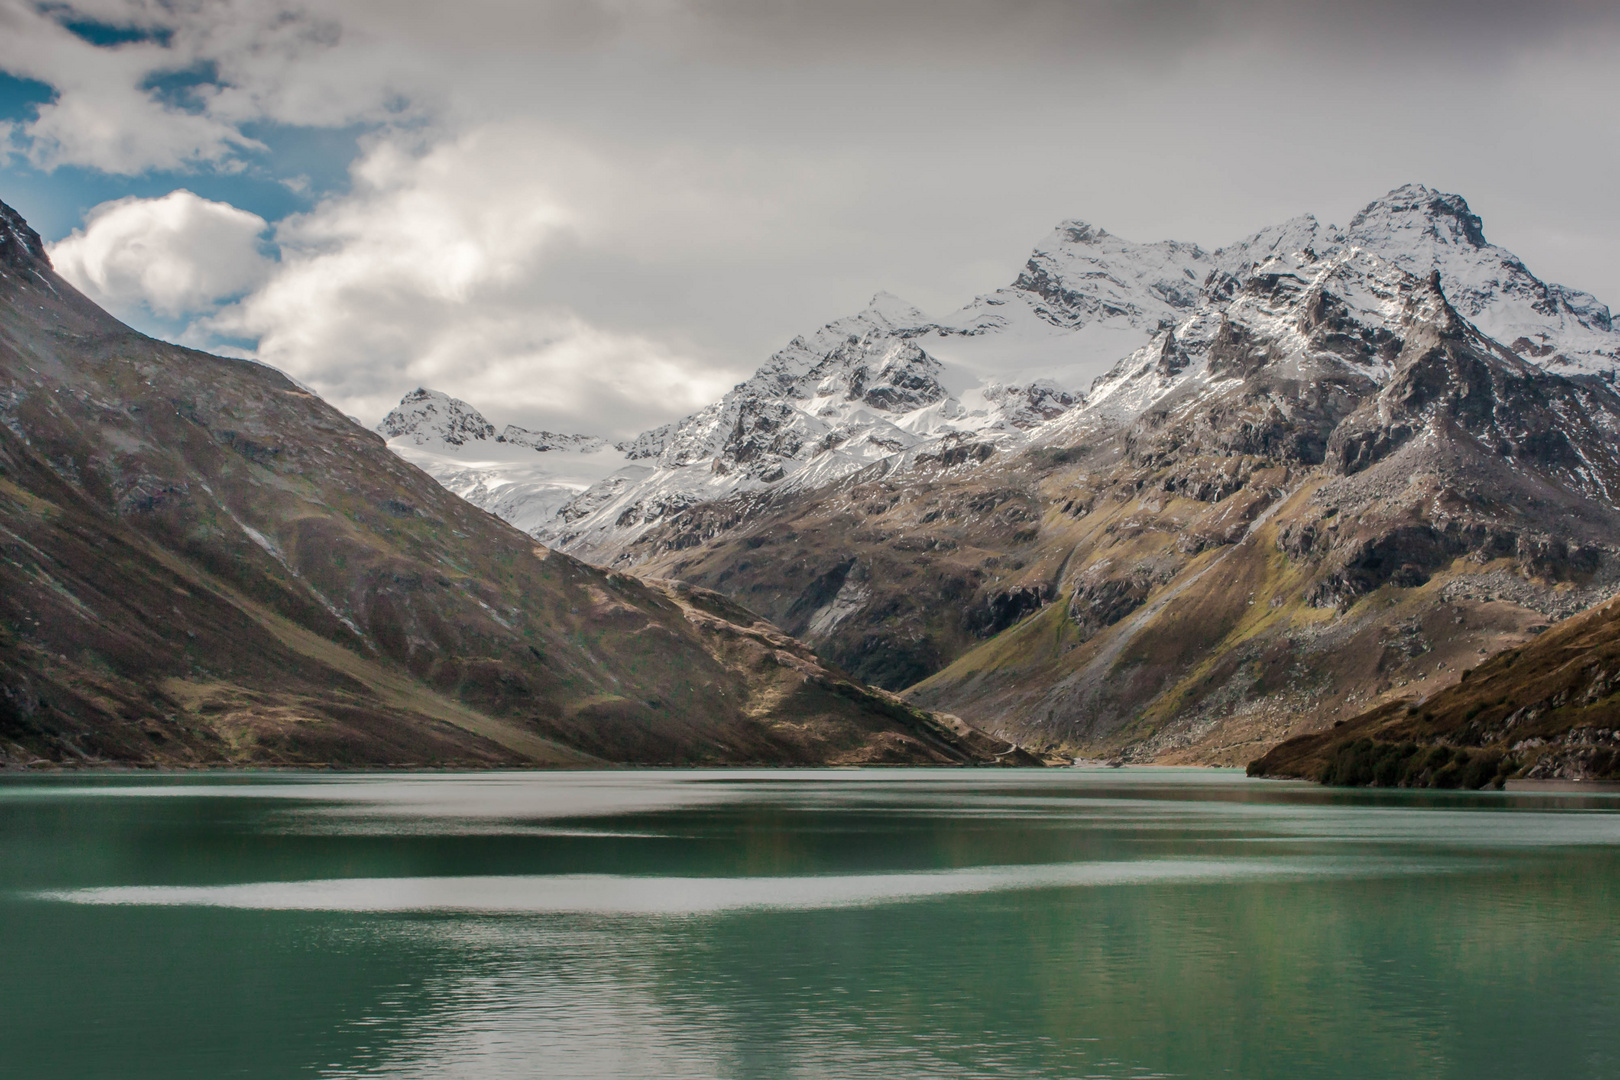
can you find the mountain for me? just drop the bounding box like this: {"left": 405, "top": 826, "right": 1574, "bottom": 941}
{"left": 378, "top": 388, "right": 631, "bottom": 534}
{"left": 0, "top": 196, "right": 1030, "bottom": 769}
{"left": 384, "top": 184, "right": 1620, "bottom": 764}
{"left": 899, "top": 254, "right": 1620, "bottom": 763}
{"left": 1249, "top": 592, "right": 1620, "bottom": 788}
{"left": 1340, "top": 186, "right": 1618, "bottom": 376}
{"left": 393, "top": 186, "right": 1618, "bottom": 570}
{"left": 381, "top": 225, "right": 1226, "bottom": 565}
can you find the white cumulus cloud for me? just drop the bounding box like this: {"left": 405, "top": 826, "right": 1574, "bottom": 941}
{"left": 50, "top": 190, "right": 272, "bottom": 318}
{"left": 201, "top": 129, "right": 741, "bottom": 436}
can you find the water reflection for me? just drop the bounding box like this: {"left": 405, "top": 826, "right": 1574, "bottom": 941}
{"left": 3, "top": 769, "right": 1619, "bottom": 1079}
{"left": 44, "top": 856, "right": 1441, "bottom": 913}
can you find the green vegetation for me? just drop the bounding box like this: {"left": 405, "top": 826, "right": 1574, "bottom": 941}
{"left": 1317, "top": 738, "right": 1513, "bottom": 790}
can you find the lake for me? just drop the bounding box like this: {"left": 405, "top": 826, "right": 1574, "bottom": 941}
{"left": 2, "top": 768, "right": 1618, "bottom": 1079}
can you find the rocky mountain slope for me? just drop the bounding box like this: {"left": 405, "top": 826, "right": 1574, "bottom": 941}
{"left": 384, "top": 184, "right": 1620, "bottom": 765}
{"left": 898, "top": 259, "right": 1620, "bottom": 764}
{"left": 1249, "top": 592, "right": 1620, "bottom": 788}
{"left": 0, "top": 197, "right": 1027, "bottom": 769}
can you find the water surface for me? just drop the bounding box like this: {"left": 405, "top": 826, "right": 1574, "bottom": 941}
{"left": 3, "top": 768, "right": 1618, "bottom": 1078}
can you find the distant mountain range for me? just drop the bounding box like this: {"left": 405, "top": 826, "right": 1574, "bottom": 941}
{"left": 386, "top": 185, "right": 1620, "bottom": 777}
{"left": 0, "top": 196, "right": 1028, "bottom": 768}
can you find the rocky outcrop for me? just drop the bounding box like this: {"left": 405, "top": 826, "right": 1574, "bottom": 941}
{"left": 0, "top": 200, "right": 46, "bottom": 273}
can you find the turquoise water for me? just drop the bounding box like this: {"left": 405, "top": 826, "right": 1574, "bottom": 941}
{"left": 2, "top": 769, "right": 1618, "bottom": 1079}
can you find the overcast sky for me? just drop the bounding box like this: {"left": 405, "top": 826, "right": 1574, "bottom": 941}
{"left": 2, "top": 0, "right": 1618, "bottom": 437}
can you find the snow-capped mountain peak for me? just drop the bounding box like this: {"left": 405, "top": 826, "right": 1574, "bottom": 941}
{"left": 1344, "top": 185, "right": 1617, "bottom": 374}
{"left": 864, "top": 290, "right": 931, "bottom": 326}
{"left": 376, "top": 388, "right": 625, "bottom": 536}
{"left": 1347, "top": 183, "right": 1487, "bottom": 253}
{"left": 1001, "top": 219, "right": 1209, "bottom": 330}
{"left": 377, "top": 388, "right": 495, "bottom": 448}
{"left": 1210, "top": 213, "right": 1323, "bottom": 281}
{"left": 376, "top": 388, "right": 609, "bottom": 455}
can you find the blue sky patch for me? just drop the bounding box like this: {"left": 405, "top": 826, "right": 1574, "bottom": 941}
{"left": 0, "top": 72, "right": 54, "bottom": 118}
{"left": 0, "top": 122, "right": 371, "bottom": 243}
{"left": 140, "top": 61, "right": 221, "bottom": 114}
{"left": 53, "top": 13, "right": 173, "bottom": 49}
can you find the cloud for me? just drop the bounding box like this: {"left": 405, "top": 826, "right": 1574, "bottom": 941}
{"left": 302, "top": 0, "right": 1620, "bottom": 65}
{"left": 0, "top": 0, "right": 247, "bottom": 172}
{"left": 0, "top": 0, "right": 413, "bottom": 174}
{"left": 50, "top": 189, "right": 272, "bottom": 317}
{"left": 8, "top": 0, "right": 1620, "bottom": 441}
{"left": 8, "top": 0, "right": 1615, "bottom": 180}
{"left": 201, "top": 130, "right": 740, "bottom": 436}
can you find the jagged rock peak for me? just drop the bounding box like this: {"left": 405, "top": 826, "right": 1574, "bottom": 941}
{"left": 1011, "top": 218, "right": 1210, "bottom": 329}
{"left": 1055, "top": 220, "right": 1114, "bottom": 245}
{"left": 1348, "top": 183, "right": 1487, "bottom": 251}
{"left": 1416, "top": 269, "right": 1468, "bottom": 337}
{"left": 0, "top": 198, "right": 48, "bottom": 273}
{"left": 377, "top": 387, "right": 496, "bottom": 447}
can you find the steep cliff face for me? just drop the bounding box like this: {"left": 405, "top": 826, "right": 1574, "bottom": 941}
{"left": 0, "top": 198, "right": 1023, "bottom": 769}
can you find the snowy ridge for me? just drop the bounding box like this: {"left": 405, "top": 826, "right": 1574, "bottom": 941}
{"left": 498, "top": 426, "right": 608, "bottom": 453}
{"left": 1071, "top": 245, "right": 1426, "bottom": 430}
{"left": 981, "top": 220, "right": 1207, "bottom": 329}
{"left": 1341, "top": 184, "right": 1618, "bottom": 375}
{"left": 381, "top": 185, "right": 1620, "bottom": 564}
{"left": 540, "top": 226, "right": 1232, "bottom": 558}
{"left": 376, "top": 387, "right": 627, "bottom": 533}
